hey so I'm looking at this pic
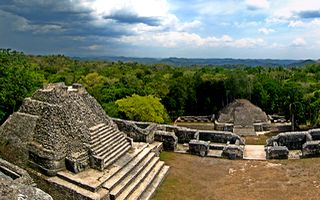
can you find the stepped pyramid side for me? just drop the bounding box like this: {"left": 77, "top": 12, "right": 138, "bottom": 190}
{"left": 48, "top": 142, "right": 169, "bottom": 200}
{"left": 0, "top": 83, "right": 131, "bottom": 175}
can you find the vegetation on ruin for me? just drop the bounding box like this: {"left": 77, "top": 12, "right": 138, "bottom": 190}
{"left": 1, "top": 49, "right": 320, "bottom": 128}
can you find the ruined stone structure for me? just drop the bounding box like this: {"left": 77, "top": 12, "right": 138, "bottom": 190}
{"left": 173, "top": 99, "right": 280, "bottom": 136}
{"left": 113, "top": 118, "right": 245, "bottom": 159}
{"left": 0, "top": 83, "right": 169, "bottom": 200}
{"left": 0, "top": 158, "right": 52, "bottom": 199}
{"left": 265, "top": 129, "right": 320, "bottom": 159}
{"left": 174, "top": 115, "right": 215, "bottom": 130}
{"left": 216, "top": 99, "right": 271, "bottom": 135}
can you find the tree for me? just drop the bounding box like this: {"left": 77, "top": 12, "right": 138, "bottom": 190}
{"left": 115, "top": 94, "right": 169, "bottom": 123}
{"left": 0, "top": 49, "right": 44, "bottom": 123}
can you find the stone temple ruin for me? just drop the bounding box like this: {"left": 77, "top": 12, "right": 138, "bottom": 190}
{"left": 2, "top": 83, "right": 320, "bottom": 199}
{"left": 175, "top": 99, "right": 292, "bottom": 136}
{"left": 216, "top": 99, "right": 271, "bottom": 135}
{"left": 0, "top": 83, "right": 169, "bottom": 200}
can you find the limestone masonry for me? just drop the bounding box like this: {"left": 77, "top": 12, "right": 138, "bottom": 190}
{"left": 0, "top": 83, "right": 169, "bottom": 200}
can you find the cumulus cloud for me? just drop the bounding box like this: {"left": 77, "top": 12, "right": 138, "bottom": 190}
{"left": 288, "top": 19, "right": 320, "bottom": 27}
{"left": 258, "top": 27, "right": 275, "bottom": 34}
{"left": 104, "top": 10, "right": 160, "bottom": 26}
{"left": 267, "top": 1, "right": 320, "bottom": 25}
{"left": 118, "top": 31, "right": 264, "bottom": 49}
{"left": 245, "top": 0, "right": 269, "bottom": 10}
{"left": 291, "top": 37, "right": 307, "bottom": 47}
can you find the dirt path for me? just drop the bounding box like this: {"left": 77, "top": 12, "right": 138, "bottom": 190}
{"left": 154, "top": 152, "right": 320, "bottom": 200}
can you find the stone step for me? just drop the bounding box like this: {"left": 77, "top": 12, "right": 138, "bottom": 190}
{"left": 109, "top": 156, "right": 159, "bottom": 200}
{"left": 90, "top": 126, "right": 116, "bottom": 144}
{"left": 90, "top": 129, "right": 119, "bottom": 149}
{"left": 89, "top": 123, "right": 106, "bottom": 132}
{"left": 92, "top": 132, "right": 125, "bottom": 155}
{"left": 104, "top": 148, "right": 153, "bottom": 190}
{"left": 139, "top": 165, "right": 170, "bottom": 200}
{"left": 47, "top": 176, "right": 109, "bottom": 200}
{"left": 127, "top": 162, "right": 167, "bottom": 200}
{"left": 103, "top": 144, "right": 132, "bottom": 168}
{"left": 56, "top": 143, "right": 148, "bottom": 193}
{"left": 90, "top": 124, "right": 110, "bottom": 137}
{"left": 97, "top": 138, "right": 128, "bottom": 158}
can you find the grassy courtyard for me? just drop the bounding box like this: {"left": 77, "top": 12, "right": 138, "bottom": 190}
{"left": 154, "top": 151, "right": 320, "bottom": 200}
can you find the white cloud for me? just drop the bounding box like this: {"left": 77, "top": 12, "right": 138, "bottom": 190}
{"left": 233, "top": 38, "right": 265, "bottom": 48}
{"left": 291, "top": 37, "right": 307, "bottom": 46}
{"left": 288, "top": 19, "right": 320, "bottom": 28}
{"left": 258, "top": 27, "right": 275, "bottom": 34}
{"left": 81, "top": 0, "right": 170, "bottom": 18}
{"left": 118, "top": 31, "right": 264, "bottom": 49}
{"left": 245, "top": 0, "right": 269, "bottom": 10}
{"left": 267, "top": 0, "right": 320, "bottom": 25}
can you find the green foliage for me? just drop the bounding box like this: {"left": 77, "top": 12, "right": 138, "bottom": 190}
{"left": 0, "top": 49, "right": 44, "bottom": 123}
{"left": 2, "top": 49, "right": 320, "bottom": 128}
{"left": 115, "top": 94, "right": 169, "bottom": 123}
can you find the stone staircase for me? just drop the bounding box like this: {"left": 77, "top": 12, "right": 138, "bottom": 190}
{"left": 89, "top": 123, "right": 131, "bottom": 170}
{"left": 48, "top": 142, "right": 169, "bottom": 200}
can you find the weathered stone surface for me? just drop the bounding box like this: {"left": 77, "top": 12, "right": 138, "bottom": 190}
{"left": 266, "top": 132, "right": 312, "bottom": 150}
{"left": 0, "top": 181, "right": 53, "bottom": 200}
{"left": 308, "top": 129, "right": 320, "bottom": 140}
{"left": 154, "top": 131, "right": 178, "bottom": 151}
{"left": 265, "top": 146, "right": 289, "bottom": 159}
{"left": 112, "top": 118, "right": 156, "bottom": 143}
{"left": 174, "top": 128, "right": 198, "bottom": 144}
{"left": 0, "top": 112, "right": 38, "bottom": 167}
{"left": 302, "top": 141, "right": 320, "bottom": 158}
{"left": 198, "top": 130, "right": 245, "bottom": 145}
{"left": 0, "top": 158, "right": 53, "bottom": 200}
{"left": 0, "top": 83, "right": 130, "bottom": 176}
{"left": 218, "top": 99, "right": 268, "bottom": 124}
{"left": 216, "top": 99, "right": 270, "bottom": 135}
{"left": 221, "top": 145, "right": 244, "bottom": 159}
{"left": 189, "top": 140, "right": 209, "bottom": 157}
{"left": 0, "top": 158, "right": 33, "bottom": 185}
{"left": 174, "top": 115, "right": 215, "bottom": 131}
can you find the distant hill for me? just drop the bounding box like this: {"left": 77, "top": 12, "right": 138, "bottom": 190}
{"left": 75, "top": 56, "right": 317, "bottom": 67}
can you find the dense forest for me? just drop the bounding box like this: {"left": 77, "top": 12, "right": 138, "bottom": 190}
{"left": 1, "top": 49, "right": 320, "bottom": 128}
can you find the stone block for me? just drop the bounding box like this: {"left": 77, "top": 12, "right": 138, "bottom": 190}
{"left": 302, "top": 141, "right": 320, "bottom": 158}
{"left": 198, "top": 131, "right": 245, "bottom": 145}
{"left": 308, "top": 129, "right": 320, "bottom": 140}
{"left": 189, "top": 140, "right": 209, "bottom": 157}
{"left": 221, "top": 145, "right": 243, "bottom": 159}
{"left": 265, "top": 146, "right": 289, "bottom": 159}
{"left": 154, "top": 131, "right": 178, "bottom": 151}
{"left": 266, "top": 132, "right": 312, "bottom": 150}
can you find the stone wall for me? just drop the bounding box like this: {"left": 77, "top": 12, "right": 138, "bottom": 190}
{"left": 265, "top": 129, "right": 320, "bottom": 159}
{"left": 0, "top": 83, "right": 122, "bottom": 176}
{"left": 112, "top": 119, "right": 246, "bottom": 150}
{"left": 0, "top": 158, "right": 53, "bottom": 200}
{"left": 308, "top": 129, "right": 320, "bottom": 140}
{"left": 154, "top": 131, "right": 178, "bottom": 151}
{"left": 0, "top": 112, "right": 38, "bottom": 167}
{"left": 112, "top": 118, "right": 156, "bottom": 143}
{"left": 266, "top": 131, "right": 312, "bottom": 150}
{"left": 197, "top": 130, "right": 245, "bottom": 145}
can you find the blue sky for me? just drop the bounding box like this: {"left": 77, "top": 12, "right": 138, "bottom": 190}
{"left": 0, "top": 0, "right": 320, "bottom": 59}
